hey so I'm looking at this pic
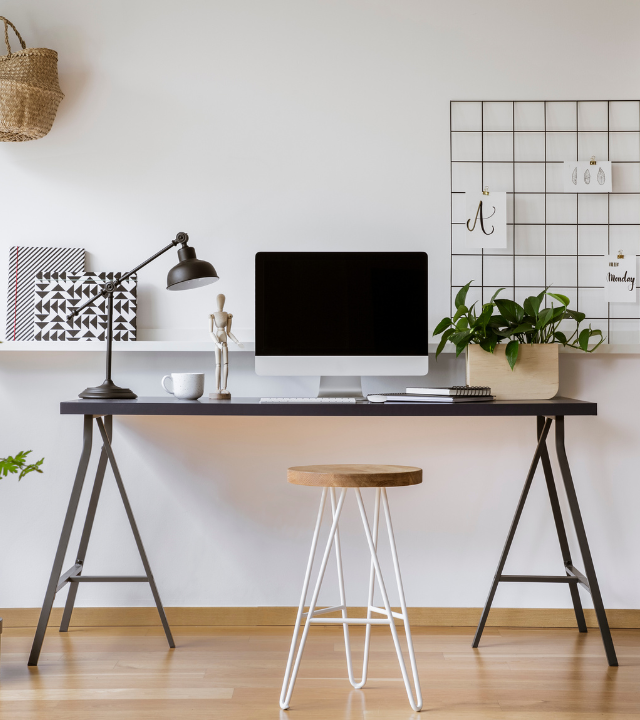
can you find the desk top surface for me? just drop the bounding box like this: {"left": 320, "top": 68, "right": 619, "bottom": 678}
{"left": 60, "top": 396, "right": 597, "bottom": 417}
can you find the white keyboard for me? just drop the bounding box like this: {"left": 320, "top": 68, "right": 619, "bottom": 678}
{"left": 260, "top": 397, "right": 357, "bottom": 403}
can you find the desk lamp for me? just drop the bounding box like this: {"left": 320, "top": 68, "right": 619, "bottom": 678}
{"left": 67, "top": 232, "right": 218, "bottom": 399}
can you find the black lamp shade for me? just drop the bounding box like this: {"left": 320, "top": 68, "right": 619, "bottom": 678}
{"left": 167, "top": 246, "right": 219, "bottom": 291}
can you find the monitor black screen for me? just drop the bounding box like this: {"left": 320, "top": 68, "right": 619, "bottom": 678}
{"left": 255, "top": 252, "right": 428, "bottom": 356}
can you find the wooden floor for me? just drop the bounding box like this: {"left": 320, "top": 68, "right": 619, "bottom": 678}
{"left": 0, "top": 625, "right": 638, "bottom": 719}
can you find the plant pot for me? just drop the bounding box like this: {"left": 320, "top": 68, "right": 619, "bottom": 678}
{"left": 466, "top": 344, "right": 559, "bottom": 400}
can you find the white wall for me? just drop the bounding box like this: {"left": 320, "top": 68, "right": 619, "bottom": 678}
{"left": 1, "top": 0, "right": 639, "bottom": 611}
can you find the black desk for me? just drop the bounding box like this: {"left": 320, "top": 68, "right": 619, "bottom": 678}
{"left": 29, "top": 397, "right": 617, "bottom": 667}
{"left": 61, "top": 395, "right": 596, "bottom": 417}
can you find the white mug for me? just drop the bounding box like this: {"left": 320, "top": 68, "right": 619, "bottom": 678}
{"left": 161, "top": 373, "right": 205, "bottom": 400}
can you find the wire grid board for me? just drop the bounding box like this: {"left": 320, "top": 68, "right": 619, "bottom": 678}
{"left": 450, "top": 100, "right": 640, "bottom": 344}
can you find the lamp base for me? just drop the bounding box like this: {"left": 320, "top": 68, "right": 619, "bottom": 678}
{"left": 79, "top": 379, "right": 137, "bottom": 400}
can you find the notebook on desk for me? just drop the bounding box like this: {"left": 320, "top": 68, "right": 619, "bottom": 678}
{"left": 405, "top": 385, "right": 491, "bottom": 397}
{"left": 367, "top": 393, "right": 495, "bottom": 403}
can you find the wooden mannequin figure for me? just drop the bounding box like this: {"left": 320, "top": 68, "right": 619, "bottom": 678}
{"left": 209, "top": 294, "right": 244, "bottom": 399}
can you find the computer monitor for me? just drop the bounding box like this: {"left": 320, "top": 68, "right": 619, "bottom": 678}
{"left": 255, "top": 252, "right": 429, "bottom": 397}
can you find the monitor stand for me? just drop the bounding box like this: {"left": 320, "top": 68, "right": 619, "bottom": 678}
{"left": 318, "top": 376, "right": 364, "bottom": 399}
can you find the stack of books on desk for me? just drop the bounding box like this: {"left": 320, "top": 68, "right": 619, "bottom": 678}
{"left": 367, "top": 386, "right": 494, "bottom": 403}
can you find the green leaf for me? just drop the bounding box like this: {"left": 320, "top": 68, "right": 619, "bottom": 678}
{"left": 535, "top": 308, "right": 553, "bottom": 330}
{"left": 523, "top": 295, "right": 541, "bottom": 319}
{"left": 578, "top": 328, "right": 590, "bottom": 352}
{"left": 456, "top": 318, "right": 469, "bottom": 331}
{"left": 435, "top": 327, "right": 455, "bottom": 359}
{"left": 505, "top": 339, "right": 519, "bottom": 370}
{"left": 19, "top": 457, "right": 44, "bottom": 480}
{"left": 509, "top": 323, "right": 535, "bottom": 335}
{"left": 574, "top": 327, "right": 604, "bottom": 353}
{"left": 487, "top": 314, "right": 507, "bottom": 328}
{"left": 479, "top": 337, "right": 497, "bottom": 354}
{"left": 455, "top": 337, "right": 473, "bottom": 357}
{"left": 0, "top": 450, "right": 44, "bottom": 481}
{"left": 570, "top": 328, "right": 605, "bottom": 353}
{"left": 432, "top": 317, "right": 452, "bottom": 336}
{"left": 450, "top": 329, "right": 475, "bottom": 358}
{"left": 477, "top": 304, "right": 494, "bottom": 329}
{"left": 586, "top": 328, "right": 605, "bottom": 351}
{"left": 454, "top": 282, "right": 472, "bottom": 310}
{"left": 564, "top": 309, "right": 586, "bottom": 324}
{"left": 547, "top": 292, "right": 570, "bottom": 307}
{"left": 452, "top": 305, "right": 468, "bottom": 323}
{"left": 449, "top": 330, "right": 474, "bottom": 346}
{"left": 495, "top": 298, "right": 524, "bottom": 325}
{"left": 491, "top": 287, "right": 505, "bottom": 302}
{"left": 554, "top": 330, "right": 568, "bottom": 345}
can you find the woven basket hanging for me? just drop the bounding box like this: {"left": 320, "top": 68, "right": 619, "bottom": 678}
{"left": 0, "top": 16, "right": 64, "bottom": 142}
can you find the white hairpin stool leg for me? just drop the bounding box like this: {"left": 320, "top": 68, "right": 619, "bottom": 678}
{"left": 353, "top": 487, "right": 381, "bottom": 690}
{"left": 381, "top": 488, "right": 423, "bottom": 711}
{"left": 329, "top": 488, "right": 359, "bottom": 688}
{"left": 355, "top": 488, "right": 422, "bottom": 712}
{"left": 280, "top": 487, "right": 348, "bottom": 710}
{"left": 280, "top": 487, "right": 327, "bottom": 710}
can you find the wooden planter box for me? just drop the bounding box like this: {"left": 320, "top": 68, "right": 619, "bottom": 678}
{"left": 466, "top": 344, "right": 559, "bottom": 400}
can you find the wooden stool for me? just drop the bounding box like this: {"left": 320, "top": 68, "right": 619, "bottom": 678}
{"left": 280, "top": 464, "right": 423, "bottom": 712}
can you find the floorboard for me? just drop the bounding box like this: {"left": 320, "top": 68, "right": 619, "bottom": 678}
{"left": 0, "top": 625, "right": 638, "bottom": 719}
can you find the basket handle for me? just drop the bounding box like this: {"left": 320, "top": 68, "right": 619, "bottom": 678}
{"left": 0, "top": 17, "right": 26, "bottom": 58}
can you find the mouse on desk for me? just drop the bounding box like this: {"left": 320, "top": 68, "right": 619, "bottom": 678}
{"left": 367, "top": 395, "right": 387, "bottom": 403}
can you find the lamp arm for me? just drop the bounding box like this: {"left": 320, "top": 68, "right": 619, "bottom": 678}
{"left": 116, "top": 240, "right": 178, "bottom": 284}
{"left": 66, "top": 233, "right": 189, "bottom": 321}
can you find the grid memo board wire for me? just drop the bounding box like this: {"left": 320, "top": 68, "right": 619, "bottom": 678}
{"left": 450, "top": 100, "right": 640, "bottom": 344}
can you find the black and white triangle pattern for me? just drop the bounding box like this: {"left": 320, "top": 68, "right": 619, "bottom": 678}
{"left": 33, "top": 272, "right": 137, "bottom": 341}
{"left": 6, "top": 246, "right": 85, "bottom": 341}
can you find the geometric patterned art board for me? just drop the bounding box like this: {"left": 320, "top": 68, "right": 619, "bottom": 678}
{"left": 33, "top": 272, "right": 137, "bottom": 341}
{"left": 6, "top": 246, "right": 85, "bottom": 341}
{"left": 451, "top": 100, "right": 640, "bottom": 344}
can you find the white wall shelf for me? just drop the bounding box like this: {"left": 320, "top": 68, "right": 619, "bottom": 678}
{"left": 0, "top": 341, "right": 254, "bottom": 353}
{"left": 0, "top": 341, "right": 637, "bottom": 354}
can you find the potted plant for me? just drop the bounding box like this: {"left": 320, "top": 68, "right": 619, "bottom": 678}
{"left": 433, "top": 282, "right": 604, "bottom": 399}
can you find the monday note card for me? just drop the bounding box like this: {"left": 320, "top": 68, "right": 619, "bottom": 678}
{"left": 605, "top": 254, "right": 637, "bottom": 302}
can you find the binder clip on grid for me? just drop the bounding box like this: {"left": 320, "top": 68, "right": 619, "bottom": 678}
{"left": 585, "top": 156, "right": 606, "bottom": 187}
{"left": 609, "top": 250, "right": 624, "bottom": 268}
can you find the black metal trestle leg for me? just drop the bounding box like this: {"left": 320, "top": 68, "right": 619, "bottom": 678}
{"left": 555, "top": 417, "right": 617, "bottom": 666}
{"left": 472, "top": 415, "right": 617, "bottom": 667}
{"left": 472, "top": 417, "right": 552, "bottom": 649}
{"left": 28, "top": 415, "right": 174, "bottom": 666}
{"left": 95, "top": 418, "right": 175, "bottom": 649}
{"left": 537, "top": 416, "right": 587, "bottom": 634}
{"left": 59, "top": 418, "right": 112, "bottom": 633}
{"left": 28, "top": 416, "right": 94, "bottom": 666}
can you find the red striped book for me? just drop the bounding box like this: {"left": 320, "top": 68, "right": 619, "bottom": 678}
{"left": 6, "top": 246, "right": 84, "bottom": 341}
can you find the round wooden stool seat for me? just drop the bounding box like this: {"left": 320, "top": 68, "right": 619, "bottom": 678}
{"left": 287, "top": 464, "right": 422, "bottom": 488}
